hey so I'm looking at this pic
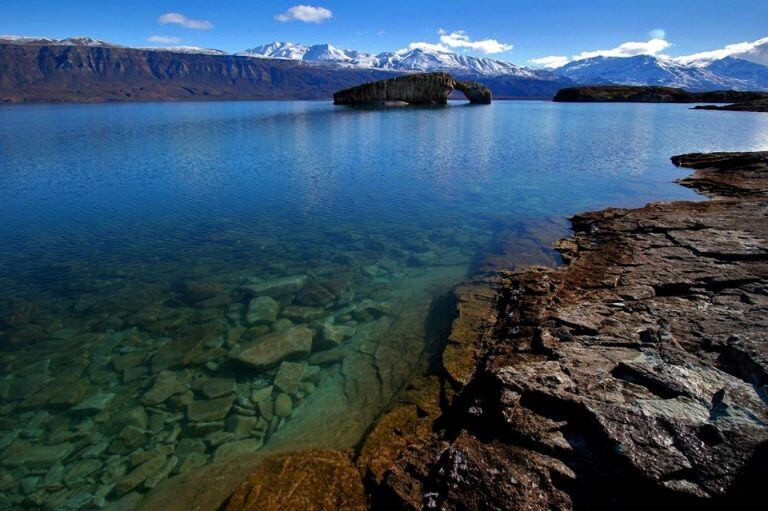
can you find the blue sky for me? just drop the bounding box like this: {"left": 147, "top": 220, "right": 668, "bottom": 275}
{"left": 2, "top": 0, "right": 767, "bottom": 66}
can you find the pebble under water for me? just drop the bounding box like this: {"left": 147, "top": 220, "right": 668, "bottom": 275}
{"left": 1, "top": 101, "right": 767, "bottom": 510}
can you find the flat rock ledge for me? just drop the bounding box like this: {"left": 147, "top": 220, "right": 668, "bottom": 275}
{"left": 333, "top": 72, "right": 492, "bottom": 106}
{"left": 217, "top": 151, "right": 768, "bottom": 510}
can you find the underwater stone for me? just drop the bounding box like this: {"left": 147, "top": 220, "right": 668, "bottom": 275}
{"left": 274, "top": 362, "right": 307, "bottom": 394}
{"left": 70, "top": 393, "right": 115, "bottom": 415}
{"left": 111, "top": 351, "right": 147, "bottom": 372}
{"left": 113, "top": 406, "right": 149, "bottom": 431}
{"left": 214, "top": 438, "right": 264, "bottom": 463}
{"left": 183, "top": 282, "right": 224, "bottom": 303}
{"left": 226, "top": 415, "right": 259, "bottom": 438}
{"left": 274, "top": 393, "right": 293, "bottom": 418}
{"left": 40, "top": 462, "right": 64, "bottom": 491}
{"left": 186, "top": 421, "right": 225, "bottom": 437}
{"left": 241, "top": 275, "right": 307, "bottom": 298}
{"left": 250, "top": 386, "right": 273, "bottom": 403}
{"left": 141, "top": 371, "right": 188, "bottom": 406}
{"left": 119, "top": 426, "right": 148, "bottom": 449}
{"left": 294, "top": 280, "right": 336, "bottom": 307}
{"left": 187, "top": 396, "right": 234, "bottom": 422}
{"left": 114, "top": 454, "right": 167, "bottom": 496}
{"left": 230, "top": 326, "right": 314, "bottom": 370}
{"left": 246, "top": 297, "right": 279, "bottom": 326}
{"left": 281, "top": 306, "right": 325, "bottom": 322}
{"left": 308, "top": 346, "right": 348, "bottom": 366}
{"left": 2, "top": 442, "right": 75, "bottom": 469}
{"left": 174, "top": 453, "right": 208, "bottom": 475}
{"left": 205, "top": 431, "right": 234, "bottom": 448}
{"left": 202, "top": 378, "right": 236, "bottom": 399}
{"left": 144, "top": 455, "right": 177, "bottom": 489}
{"left": 271, "top": 318, "right": 294, "bottom": 332}
{"left": 257, "top": 399, "right": 274, "bottom": 421}
{"left": 62, "top": 459, "right": 101, "bottom": 485}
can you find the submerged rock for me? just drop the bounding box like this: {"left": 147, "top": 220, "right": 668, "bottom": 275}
{"left": 245, "top": 296, "right": 279, "bottom": 326}
{"left": 241, "top": 275, "right": 307, "bottom": 298}
{"left": 273, "top": 362, "right": 307, "bottom": 394}
{"left": 229, "top": 327, "right": 314, "bottom": 370}
{"left": 187, "top": 396, "right": 235, "bottom": 422}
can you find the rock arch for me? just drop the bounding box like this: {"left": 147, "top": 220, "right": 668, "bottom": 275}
{"left": 333, "top": 72, "right": 491, "bottom": 106}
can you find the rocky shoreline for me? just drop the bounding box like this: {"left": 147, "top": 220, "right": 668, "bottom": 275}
{"left": 213, "top": 151, "right": 768, "bottom": 510}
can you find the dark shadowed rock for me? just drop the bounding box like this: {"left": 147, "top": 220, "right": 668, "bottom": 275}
{"left": 333, "top": 72, "right": 491, "bottom": 105}
{"left": 554, "top": 85, "right": 768, "bottom": 104}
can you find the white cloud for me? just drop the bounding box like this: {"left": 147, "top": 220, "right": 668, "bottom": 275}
{"left": 530, "top": 37, "right": 671, "bottom": 68}
{"left": 674, "top": 35, "right": 768, "bottom": 66}
{"left": 275, "top": 5, "right": 333, "bottom": 23}
{"left": 648, "top": 28, "right": 666, "bottom": 40}
{"left": 404, "top": 41, "right": 451, "bottom": 53}
{"left": 158, "top": 13, "right": 213, "bottom": 30}
{"left": 438, "top": 29, "right": 513, "bottom": 54}
{"left": 573, "top": 38, "right": 671, "bottom": 60}
{"left": 529, "top": 55, "right": 569, "bottom": 68}
{"left": 147, "top": 35, "right": 182, "bottom": 44}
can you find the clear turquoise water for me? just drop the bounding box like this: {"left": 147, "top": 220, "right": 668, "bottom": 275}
{"left": 0, "top": 100, "right": 767, "bottom": 509}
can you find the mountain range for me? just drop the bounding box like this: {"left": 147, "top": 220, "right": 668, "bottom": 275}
{"left": 1, "top": 35, "right": 766, "bottom": 103}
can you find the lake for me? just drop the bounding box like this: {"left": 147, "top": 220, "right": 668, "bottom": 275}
{"left": 1, "top": 100, "right": 767, "bottom": 509}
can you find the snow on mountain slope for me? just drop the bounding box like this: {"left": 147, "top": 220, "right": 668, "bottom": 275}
{"left": 703, "top": 57, "right": 768, "bottom": 90}
{"left": 554, "top": 54, "right": 767, "bottom": 91}
{"left": 145, "top": 46, "right": 228, "bottom": 56}
{"left": 0, "top": 35, "right": 118, "bottom": 47}
{"left": 244, "top": 41, "right": 543, "bottom": 77}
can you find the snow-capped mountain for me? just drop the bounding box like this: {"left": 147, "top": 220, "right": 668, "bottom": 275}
{"left": 0, "top": 35, "right": 118, "bottom": 47}
{"left": 242, "top": 42, "right": 379, "bottom": 67}
{"left": 243, "top": 41, "right": 542, "bottom": 77}
{"left": 144, "top": 46, "right": 227, "bottom": 56}
{"left": 703, "top": 57, "right": 768, "bottom": 90}
{"left": 554, "top": 54, "right": 768, "bottom": 91}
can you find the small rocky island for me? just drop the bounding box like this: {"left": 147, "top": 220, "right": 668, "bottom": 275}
{"left": 554, "top": 85, "right": 768, "bottom": 105}
{"left": 333, "top": 72, "right": 492, "bottom": 106}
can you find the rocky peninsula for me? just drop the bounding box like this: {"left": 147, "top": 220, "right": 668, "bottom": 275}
{"left": 178, "top": 150, "right": 768, "bottom": 510}
{"left": 333, "top": 72, "right": 492, "bottom": 106}
{"left": 554, "top": 85, "right": 768, "bottom": 104}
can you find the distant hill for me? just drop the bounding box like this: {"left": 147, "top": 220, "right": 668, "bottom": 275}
{"left": 0, "top": 43, "right": 400, "bottom": 103}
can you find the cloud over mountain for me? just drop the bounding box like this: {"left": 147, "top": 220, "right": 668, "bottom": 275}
{"left": 675, "top": 35, "right": 768, "bottom": 66}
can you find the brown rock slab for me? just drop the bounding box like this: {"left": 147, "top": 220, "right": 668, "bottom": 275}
{"left": 222, "top": 450, "right": 366, "bottom": 511}
{"left": 229, "top": 327, "right": 314, "bottom": 370}
{"left": 187, "top": 396, "right": 235, "bottom": 422}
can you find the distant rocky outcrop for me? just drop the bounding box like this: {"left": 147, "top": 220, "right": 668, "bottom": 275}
{"left": 333, "top": 72, "right": 492, "bottom": 105}
{"left": 694, "top": 99, "right": 768, "bottom": 112}
{"left": 554, "top": 85, "right": 768, "bottom": 103}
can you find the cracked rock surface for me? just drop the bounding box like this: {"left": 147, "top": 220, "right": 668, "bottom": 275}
{"left": 365, "top": 152, "right": 768, "bottom": 510}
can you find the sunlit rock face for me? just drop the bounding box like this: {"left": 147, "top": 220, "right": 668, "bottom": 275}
{"left": 333, "top": 72, "right": 492, "bottom": 105}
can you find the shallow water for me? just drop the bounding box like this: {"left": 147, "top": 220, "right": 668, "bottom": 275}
{"left": 1, "top": 100, "right": 767, "bottom": 509}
